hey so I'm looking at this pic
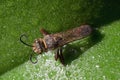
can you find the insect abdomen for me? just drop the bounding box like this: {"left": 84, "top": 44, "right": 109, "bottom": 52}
{"left": 54, "top": 25, "right": 92, "bottom": 46}
{"left": 72, "top": 25, "right": 92, "bottom": 37}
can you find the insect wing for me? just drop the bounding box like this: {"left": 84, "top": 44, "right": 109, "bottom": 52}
{"left": 52, "top": 25, "right": 92, "bottom": 47}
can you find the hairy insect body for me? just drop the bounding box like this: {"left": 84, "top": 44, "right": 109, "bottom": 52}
{"left": 43, "top": 25, "right": 92, "bottom": 50}
{"left": 44, "top": 35, "right": 58, "bottom": 49}
{"left": 52, "top": 25, "right": 92, "bottom": 47}
{"left": 20, "top": 24, "right": 92, "bottom": 65}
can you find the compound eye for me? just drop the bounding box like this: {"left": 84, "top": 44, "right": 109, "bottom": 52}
{"left": 33, "top": 47, "right": 41, "bottom": 54}
{"left": 33, "top": 39, "right": 44, "bottom": 54}
{"left": 32, "top": 42, "right": 41, "bottom": 54}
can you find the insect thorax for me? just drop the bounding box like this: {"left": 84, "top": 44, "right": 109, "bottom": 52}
{"left": 32, "top": 38, "right": 46, "bottom": 53}
{"left": 44, "top": 35, "right": 59, "bottom": 49}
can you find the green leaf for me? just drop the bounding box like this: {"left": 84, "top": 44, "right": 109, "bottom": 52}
{"left": 0, "top": 0, "right": 120, "bottom": 80}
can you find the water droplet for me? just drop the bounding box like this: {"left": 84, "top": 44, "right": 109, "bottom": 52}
{"left": 117, "top": 33, "right": 120, "bottom": 36}
{"left": 92, "top": 56, "right": 95, "bottom": 59}
{"left": 108, "top": 51, "right": 111, "bottom": 54}
{"left": 103, "top": 75, "right": 106, "bottom": 79}
{"left": 3, "top": 26, "right": 6, "bottom": 28}
{"left": 98, "top": 55, "right": 101, "bottom": 58}
{"left": 11, "top": 60, "right": 14, "bottom": 62}
{"left": 80, "top": 77, "right": 83, "bottom": 79}
{"left": 96, "top": 65, "right": 99, "bottom": 68}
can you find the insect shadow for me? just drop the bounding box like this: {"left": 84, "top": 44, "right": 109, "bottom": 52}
{"left": 63, "top": 28, "right": 104, "bottom": 65}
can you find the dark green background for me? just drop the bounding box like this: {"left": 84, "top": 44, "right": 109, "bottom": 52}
{"left": 0, "top": 0, "right": 120, "bottom": 80}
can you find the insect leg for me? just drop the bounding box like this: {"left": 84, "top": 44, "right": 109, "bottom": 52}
{"left": 54, "top": 49, "right": 59, "bottom": 61}
{"left": 40, "top": 28, "right": 49, "bottom": 36}
{"left": 54, "top": 48, "right": 65, "bottom": 65}
{"left": 58, "top": 47, "right": 65, "bottom": 65}
{"left": 29, "top": 51, "right": 38, "bottom": 64}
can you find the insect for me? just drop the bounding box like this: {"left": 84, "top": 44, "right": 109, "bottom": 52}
{"left": 20, "top": 24, "right": 92, "bottom": 65}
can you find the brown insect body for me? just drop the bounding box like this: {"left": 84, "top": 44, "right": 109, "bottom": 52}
{"left": 20, "top": 24, "right": 92, "bottom": 65}
{"left": 51, "top": 25, "right": 92, "bottom": 47}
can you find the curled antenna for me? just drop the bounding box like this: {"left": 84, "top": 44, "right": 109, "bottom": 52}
{"left": 29, "top": 51, "right": 38, "bottom": 64}
{"left": 20, "top": 34, "right": 33, "bottom": 47}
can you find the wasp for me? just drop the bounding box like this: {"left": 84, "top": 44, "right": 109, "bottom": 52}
{"left": 20, "top": 24, "right": 92, "bottom": 65}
